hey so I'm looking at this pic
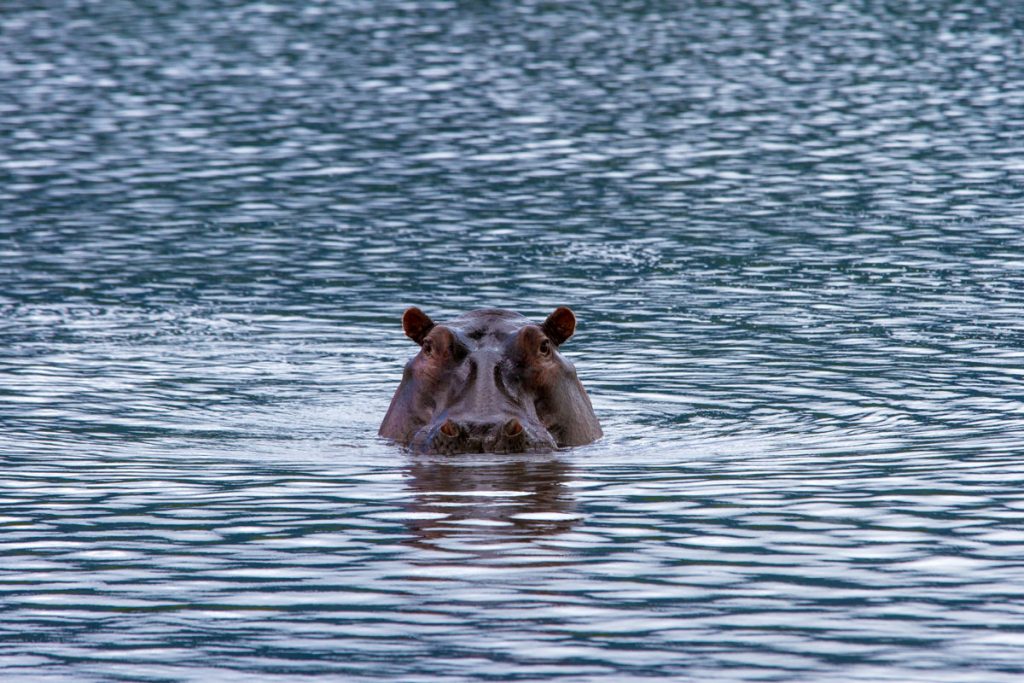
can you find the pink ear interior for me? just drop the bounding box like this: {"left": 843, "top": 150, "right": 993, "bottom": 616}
{"left": 542, "top": 307, "right": 576, "bottom": 345}
{"left": 402, "top": 307, "right": 435, "bottom": 345}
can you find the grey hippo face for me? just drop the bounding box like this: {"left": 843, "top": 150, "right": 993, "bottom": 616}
{"left": 379, "top": 307, "right": 602, "bottom": 455}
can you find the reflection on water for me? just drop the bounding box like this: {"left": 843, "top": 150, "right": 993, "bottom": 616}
{"left": 3, "top": 0, "right": 1024, "bottom": 680}
{"left": 403, "top": 455, "right": 578, "bottom": 548}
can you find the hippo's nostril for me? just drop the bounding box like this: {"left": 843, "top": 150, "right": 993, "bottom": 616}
{"left": 503, "top": 418, "right": 523, "bottom": 438}
{"left": 440, "top": 419, "right": 460, "bottom": 438}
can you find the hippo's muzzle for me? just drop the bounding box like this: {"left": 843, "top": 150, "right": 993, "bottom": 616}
{"left": 417, "top": 417, "right": 558, "bottom": 455}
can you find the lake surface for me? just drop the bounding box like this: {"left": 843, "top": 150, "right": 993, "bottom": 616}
{"left": 3, "top": 0, "right": 1024, "bottom": 680}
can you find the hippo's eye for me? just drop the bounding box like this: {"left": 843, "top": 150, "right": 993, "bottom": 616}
{"left": 422, "top": 340, "right": 433, "bottom": 356}
{"left": 539, "top": 339, "right": 551, "bottom": 357}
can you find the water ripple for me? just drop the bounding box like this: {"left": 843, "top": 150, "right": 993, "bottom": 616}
{"left": 3, "top": 0, "right": 1024, "bottom": 680}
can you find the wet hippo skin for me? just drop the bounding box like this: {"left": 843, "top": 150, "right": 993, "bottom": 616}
{"left": 380, "top": 307, "right": 602, "bottom": 454}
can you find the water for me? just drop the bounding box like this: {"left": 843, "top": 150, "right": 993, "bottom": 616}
{"left": 3, "top": 0, "right": 1024, "bottom": 680}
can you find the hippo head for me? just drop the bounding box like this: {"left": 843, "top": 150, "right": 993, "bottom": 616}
{"left": 379, "top": 307, "right": 602, "bottom": 454}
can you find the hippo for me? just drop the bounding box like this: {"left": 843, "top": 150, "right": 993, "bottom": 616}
{"left": 379, "top": 307, "right": 602, "bottom": 454}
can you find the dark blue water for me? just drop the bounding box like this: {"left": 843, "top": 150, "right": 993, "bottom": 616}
{"left": 3, "top": 1, "right": 1024, "bottom": 680}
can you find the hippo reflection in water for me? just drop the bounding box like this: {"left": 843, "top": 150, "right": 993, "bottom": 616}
{"left": 403, "top": 456, "right": 579, "bottom": 547}
{"left": 380, "top": 307, "right": 602, "bottom": 454}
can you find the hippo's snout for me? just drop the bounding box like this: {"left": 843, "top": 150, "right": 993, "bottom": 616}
{"left": 424, "top": 417, "right": 556, "bottom": 455}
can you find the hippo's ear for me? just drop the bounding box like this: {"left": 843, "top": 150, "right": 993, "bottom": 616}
{"left": 402, "top": 307, "right": 435, "bottom": 345}
{"left": 542, "top": 307, "right": 576, "bottom": 346}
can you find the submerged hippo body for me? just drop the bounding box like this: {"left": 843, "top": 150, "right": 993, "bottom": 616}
{"left": 380, "top": 307, "right": 602, "bottom": 454}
